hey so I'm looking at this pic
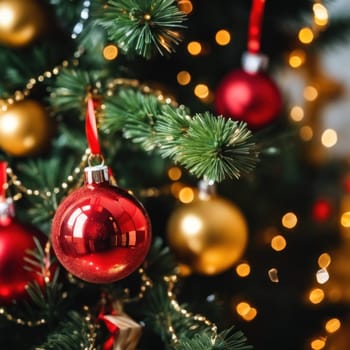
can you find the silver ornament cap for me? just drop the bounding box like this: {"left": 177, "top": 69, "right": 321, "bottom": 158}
{"left": 84, "top": 164, "right": 109, "bottom": 184}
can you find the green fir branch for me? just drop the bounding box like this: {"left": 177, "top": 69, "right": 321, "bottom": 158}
{"left": 33, "top": 310, "right": 97, "bottom": 350}
{"left": 176, "top": 327, "right": 253, "bottom": 350}
{"left": 143, "top": 282, "right": 252, "bottom": 350}
{"left": 49, "top": 68, "right": 103, "bottom": 114}
{"left": 143, "top": 283, "right": 200, "bottom": 345}
{"left": 49, "top": 71, "right": 258, "bottom": 182}
{"left": 22, "top": 237, "right": 63, "bottom": 323}
{"left": 93, "top": 0, "right": 187, "bottom": 58}
{"left": 103, "top": 88, "right": 164, "bottom": 151}
{"left": 176, "top": 113, "right": 258, "bottom": 182}
{"left": 102, "top": 88, "right": 258, "bottom": 182}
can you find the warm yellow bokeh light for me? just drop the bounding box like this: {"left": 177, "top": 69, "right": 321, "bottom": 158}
{"left": 215, "top": 29, "right": 231, "bottom": 46}
{"left": 318, "top": 253, "right": 331, "bottom": 269}
{"left": 321, "top": 129, "right": 337, "bottom": 148}
{"left": 170, "top": 182, "right": 183, "bottom": 198}
{"left": 288, "top": 49, "right": 306, "bottom": 68}
{"left": 236, "top": 302, "right": 251, "bottom": 316}
{"left": 316, "top": 268, "right": 329, "bottom": 284}
{"left": 299, "top": 125, "right": 313, "bottom": 141}
{"left": 310, "top": 337, "right": 326, "bottom": 350}
{"left": 309, "top": 288, "right": 325, "bottom": 304}
{"left": 271, "top": 235, "right": 287, "bottom": 252}
{"left": 178, "top": 0, "right": 193, "bottom": 14}
{"left": 290, "top": 106, "right": 304, "bottom": 122}
{"left": 187, "top": 41, "right": 202, "bottom": 55}
{"left": 298, "top": 27, "right": 314, "bottom": 44}
{"left": 236, "top": 262, "right": 251, "bottom": 277}
{"left": 194, "top": 83, "right": 209, "bottom": 99}
{"left": 177, "top": 70, "right": 191, "bottom": 86}
{"left": 313, "top": 3, "right": 328, "bottom": 27}
{"left": 103, "top": 44, "right": 118, "bottom": 60}
{"left": 325, "top": 318, "right": 341, "bottom": 334}
{"left": 304, "top": 86, "right": 318, "bottom": 101}
{"left": 340, "top": 211, "right": 350, "bottom": 227}
{"left": 242, "top": 307, "right": 257, "bottom": 321}
{"left": 168, "top": 166, "right": 182, "bottom": 181}
{"left": 282, "top": 212, "right": 298, "bottom": 229}
{"left": 178, "top": 187, "right": 194, "bottom": 203}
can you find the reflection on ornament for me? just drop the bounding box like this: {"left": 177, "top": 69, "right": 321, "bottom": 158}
{"left": 0, "top": 0, "right": 47, "bottom": 47}
{"left": 51, "top": 165, "right": 152, "bottom": 284}
{"left": 167, "top": 195, "right": 248, "bottom": 275}
{"left": 0, "top": 99, "right": 54, "bottom": 157}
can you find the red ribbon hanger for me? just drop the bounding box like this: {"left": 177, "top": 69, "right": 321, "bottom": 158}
{"left": 247, "top": 0, "right": 266, "bottom": 54}
{"left": 85, "top": 96, "right": 101, "bottom": 155}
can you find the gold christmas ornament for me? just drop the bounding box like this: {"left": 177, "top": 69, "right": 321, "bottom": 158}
{"left": 0, "top": 0, "right": 47, "bottom": 47}
{"left": 0, "top": 99, "right": 53, "bottom": 157}
{"left": 167, "top": 191, "right": 248, "bottom": 275}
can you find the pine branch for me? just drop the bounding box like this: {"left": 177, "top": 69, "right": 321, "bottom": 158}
{"left": 175, "top": 327, "right": 253, "bottom": 350}
{"left": 13, "top": 155, "right": 84, "bottom": 231}
{"left": 49, "top": 68, "right": 100, "bottom": 114}
{"left": 49, "top": 71, "right": 258, "bottom": 182}
{"left": 102, "top": 89, "right": 258, "bottom": 182}
{"left": 33, "top": 310, "right": 97, "bottom": 350}
{"left": 92, "top": 0, "right": 187, "bottom": 58}
{"left": 22, "top": 238, "right": 63, "bottom": 324}
{"left": 142, "top": 282, "right": 252, "bottom": 350}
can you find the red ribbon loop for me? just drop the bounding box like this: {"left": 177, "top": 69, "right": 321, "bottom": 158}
{"left": 85, "top": 96, "right": 101, "bottom": 155}
{"left": 0, "top": 161, "right": 7, "bottom": 200}
{"left": 248, "top": 0, "right": 266, "bottom": 54}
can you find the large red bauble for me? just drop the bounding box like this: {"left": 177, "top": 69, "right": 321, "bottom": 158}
{"left": 51, "top": 179, "right": 152, "bottom": 284}
{"left": 0, "top": 218, "right": 46, "bottom": 303}
{"left": 215, "top": 68, "right": 282, "bottom": 129}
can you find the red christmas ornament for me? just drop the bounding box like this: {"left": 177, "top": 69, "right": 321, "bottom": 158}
{"left": 214, "top": 0, "right": 282, "bottom": 129}
{"left": 0, "top": 162, "right": 47, "bottom": 303}
{"left": 51, "top": 164, "right": 152, "bottom": 284}
{"left": 215, "top": 67, "right": 282, "bottom": 129}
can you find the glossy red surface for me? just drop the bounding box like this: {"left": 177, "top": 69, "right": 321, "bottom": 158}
{"left": 0, "top": 218, "right": 46, "bottom": 303}
{"left": 51, "top": 182, "right": 152, "bottom": 284}
{"left": 215, "top": 68, "right": 282, "bottom": 129}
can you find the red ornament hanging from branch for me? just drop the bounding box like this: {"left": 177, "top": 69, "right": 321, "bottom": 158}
{"left": 51, "top": 97, "right": 152, "bottom": 284}
{"left": 0, "top": 161, "right": 48, "bottom": 303}
{"left": 215, "top": 0, "right": 282, "bottom": 129}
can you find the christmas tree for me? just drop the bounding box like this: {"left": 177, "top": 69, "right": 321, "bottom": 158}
{"left": 0, "top": 0, "right": 350, "bottom": 349}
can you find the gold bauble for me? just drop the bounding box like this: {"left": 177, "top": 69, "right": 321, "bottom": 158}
{"left": 0, "top": 0, "right": 47, "bottom": 47}
{"left": 167, "top": 196, "right": 248, "bottom": 275}
{"left": 0, "top": 99, "right": 53, "bottom": 157}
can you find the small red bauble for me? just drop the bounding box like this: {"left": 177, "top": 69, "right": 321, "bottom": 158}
{"left": 51, "top": 165, "right": 152, "bottom": 284}
{"left": 0, "top": 200, "right": 47, "bottom": 303}
{"left": 215, "top": 68, "right": 282, "bottom": 129}
{"left": 312, "top": 198, "right": 332, "bottom": 222}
